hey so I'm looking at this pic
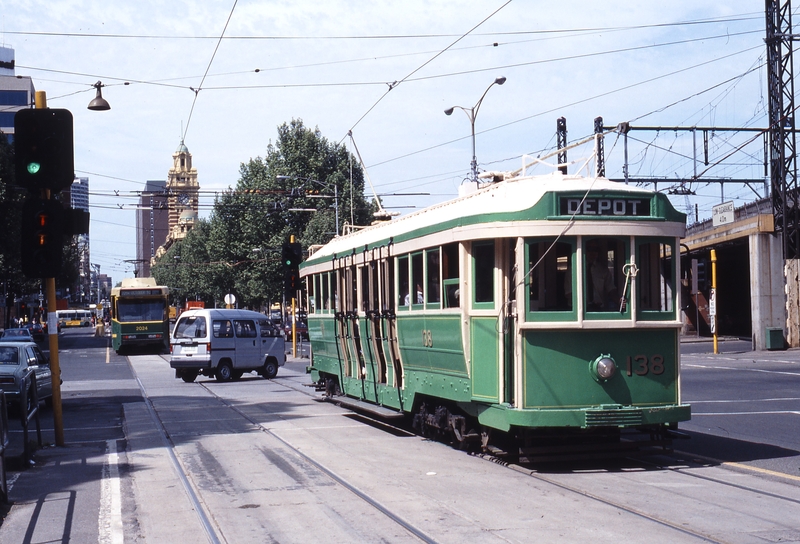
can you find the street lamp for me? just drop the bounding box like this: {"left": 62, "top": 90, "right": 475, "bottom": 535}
{"left": 444, "top": 76, "right": 506, "bottom": 185}
{"left": 276, "top": 175, "right": 340, "bottom": 236}
{"left": 87, "top": 81, "right": 111, "bottom": 111}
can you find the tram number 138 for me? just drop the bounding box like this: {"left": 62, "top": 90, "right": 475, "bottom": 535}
{"left": 626, "top": 355, "right": 665, "bottom": 376}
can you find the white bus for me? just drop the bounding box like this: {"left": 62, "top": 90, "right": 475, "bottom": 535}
{"left": 56, "top": 309, "right": 94, "bottom": 328}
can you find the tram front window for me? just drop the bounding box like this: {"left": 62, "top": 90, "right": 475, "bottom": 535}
{"left": 584, "top": 238, "right": 624, "bottom": 312}
{"left": 528, "top": 239, "right": 573, "bottom": 311}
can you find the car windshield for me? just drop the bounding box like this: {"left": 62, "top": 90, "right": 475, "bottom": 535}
{"left": 0, "top": 347, "right": 19, "bottom": 365}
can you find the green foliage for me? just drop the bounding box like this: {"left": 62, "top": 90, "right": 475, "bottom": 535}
{"left": 154, "top": 119, "right": 375, "bottom": 310}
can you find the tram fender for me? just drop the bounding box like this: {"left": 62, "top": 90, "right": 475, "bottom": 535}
{"left": 459, "top": 403, "right": 511, "bottom": 432}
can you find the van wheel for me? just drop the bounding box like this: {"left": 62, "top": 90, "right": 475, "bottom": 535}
{"left": 262, "top": 359, "right": 278, "bottom": 379}
{"left": 215, "top": 361, "right": 233, "bottom": 382}
{"left": 181, "top": 370, "right": 198, "bottom": 383}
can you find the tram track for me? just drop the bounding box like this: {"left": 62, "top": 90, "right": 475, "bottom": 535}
{"left": 131, "top": 360, "right": 438, "bottom": 544}
{"left": 275, "top": 374, "right": 800, "bottom": 544}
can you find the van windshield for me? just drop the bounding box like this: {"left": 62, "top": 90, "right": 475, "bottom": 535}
{"left": 174, "top": 316, "right": 207, "bottom": 339}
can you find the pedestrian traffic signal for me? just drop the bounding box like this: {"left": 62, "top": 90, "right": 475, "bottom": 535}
{"left": 21, "top": 196, "right": 64, "bottom": 278}
{"left": 14, "top": 109, "right": 75, "bottom": 193}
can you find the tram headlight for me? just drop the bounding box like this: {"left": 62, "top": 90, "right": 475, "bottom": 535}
{"left": 590, "top": 354, "right": 617, "bottom": 382}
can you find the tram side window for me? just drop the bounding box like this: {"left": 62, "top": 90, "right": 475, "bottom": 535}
{"left": 411, "top": 252, "right": 423, "bottom": 306}
{"left": 528, "top": 239, "right": 574, "bottom": 311}
{"left": 308, "top": 275, "right": 317, "bottom": 314}
{"left": 638, "top": 241, "right": 674, "bottom": 312}
{"left": 398, "top": 255, "right": 410, "bottom": 308}
{"left": 322, "top": 272, "right": 330, "bottom": 311}
{"left": 585, "top": 237, "right": 625, "bottom": 312}
{"left": 331, "top": 270, "right": 339, "bottom": 312}
{"left": 442, "top": 243, "right": 459, "bottom": 308}
{"left": 473, "top": 242, "right": 495, "bottom": 307}
{"left": 426, "top": 248, "right": 441, "bottom": 306}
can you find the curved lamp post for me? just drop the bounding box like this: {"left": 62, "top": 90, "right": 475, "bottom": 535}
{"left": 444, "top": 76, "right": 506, "bottom": 184}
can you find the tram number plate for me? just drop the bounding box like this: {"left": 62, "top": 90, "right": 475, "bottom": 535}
{"left": 626, "top": 355, "right": 665, "bottom": 376}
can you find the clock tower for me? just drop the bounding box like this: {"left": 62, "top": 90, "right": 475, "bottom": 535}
{"left": 166, "top": 140, "right": 199, "bottom": 233}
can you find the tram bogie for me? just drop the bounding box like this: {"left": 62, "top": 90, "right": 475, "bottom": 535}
{"left": 300, "top": 171, "right": 690, "bottom": 446}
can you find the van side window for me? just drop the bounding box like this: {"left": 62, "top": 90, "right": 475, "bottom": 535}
{"left": 213, "top": 320, "right": 233, "bottom": 338}
{"left": 259, "top": 319, "right": 277, "bottom": 337}
{"left": 234, "top": 320, "right": 257, "bottom": 338}
{"left": 175, "top": 316, "right": 207, "bottom": 339}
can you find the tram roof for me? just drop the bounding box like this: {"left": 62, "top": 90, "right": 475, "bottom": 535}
{"left": 302, "top": 172, "right": 680, "bottom": 267}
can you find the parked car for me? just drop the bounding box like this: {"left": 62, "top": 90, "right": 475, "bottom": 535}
{"left": 0, "top": 341, "right": 53, "bottom": 409}
{"left": 282, "top": 318, "right": 308, "bottom": 341}
{"left": 24, "top": 322, "right": 46, "bottom": 342}
{"left": 0, "top": 328, "right": 35, "bottom": 342}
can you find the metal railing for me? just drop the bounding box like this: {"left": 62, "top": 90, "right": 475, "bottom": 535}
{"left": 0, "top": 391, "right": 8, "bottom": 503}
{"left": 19, "top": 372, "right": 43, "bottom": 468}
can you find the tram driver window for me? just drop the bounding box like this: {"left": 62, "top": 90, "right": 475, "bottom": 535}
{"left": 528, "top": 239, "right": 573, "bottom": 311}
{"left": 638, "top": 241, "right": 674, "bottom": 312}
{"left": 442, "top": 243, "right": 460, "bottom": 308}
{"left": 584, "top": 238, "right": 624, "bottom": 312}
{"left": 473, "top": 242, "right": 495, "bottom": 307}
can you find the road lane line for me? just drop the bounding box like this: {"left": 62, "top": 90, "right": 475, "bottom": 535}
{"left": 99, "top": 439, "right": 123, "bottom": 544}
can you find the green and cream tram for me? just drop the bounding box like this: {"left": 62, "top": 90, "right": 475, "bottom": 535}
{"left": 300, "top": 170, "right": 690, "bottom": 447}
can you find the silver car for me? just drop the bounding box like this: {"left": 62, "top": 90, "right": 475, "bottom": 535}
{"left": 0, "top": 341, "right": 53, "bottom": 409}
{"left": 0, "top": 328, "right": 35, "bottom": 342}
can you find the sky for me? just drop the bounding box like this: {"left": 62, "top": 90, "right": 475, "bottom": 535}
{"left": 1, "top": 1, "right": 770, "bottom": 280}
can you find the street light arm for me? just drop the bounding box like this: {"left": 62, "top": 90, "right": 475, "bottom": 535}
{"left": 473, "top": 76, "right": 506, "bottom": 119}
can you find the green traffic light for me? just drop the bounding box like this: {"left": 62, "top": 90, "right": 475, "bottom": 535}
{"left": 27, "top": 162, "right": 41, "bottom": 175}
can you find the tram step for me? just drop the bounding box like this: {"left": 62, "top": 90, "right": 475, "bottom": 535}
{"left": 325, "top": 395, "right": 405, "bottom": 419}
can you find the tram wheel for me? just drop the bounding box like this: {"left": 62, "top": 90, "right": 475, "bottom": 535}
{"left": 215, "top": 361, "right": 233, "bottom": 382}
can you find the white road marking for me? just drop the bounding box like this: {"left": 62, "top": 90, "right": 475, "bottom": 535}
{"left": 99, "top": 439, "right": 124, "bottom": 544}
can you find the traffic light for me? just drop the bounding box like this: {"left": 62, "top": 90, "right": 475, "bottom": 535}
{"left": 281, "top": 242, "right": 302, "bottom": 269}
{"left": 20, "top": 196, "right": 64, "bottom": 278}
{"left": 282, "top": 242, "right": 302, "bottom": 299}
{"left": 14, "top": 109, "right": 75, "bottom": 193}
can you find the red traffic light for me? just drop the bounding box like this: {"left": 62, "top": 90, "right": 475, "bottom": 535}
{"left": 21, "top": 196, "right": 64, "bottom": 278}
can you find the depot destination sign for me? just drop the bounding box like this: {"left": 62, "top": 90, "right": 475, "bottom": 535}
{"left": 559, "top": 196, "right": 649, "bottom": 217}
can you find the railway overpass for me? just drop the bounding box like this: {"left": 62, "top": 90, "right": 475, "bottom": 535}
{"left": 681, "top": 197, "right": 798, "bottom": 350}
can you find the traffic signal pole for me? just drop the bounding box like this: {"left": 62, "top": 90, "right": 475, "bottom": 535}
{"left": 35, "top": 90, "right": 65, "bottom": 447}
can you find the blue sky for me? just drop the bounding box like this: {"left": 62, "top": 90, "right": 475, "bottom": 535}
{"left": 1, "top": 1, "right": 768, "bottom": 279}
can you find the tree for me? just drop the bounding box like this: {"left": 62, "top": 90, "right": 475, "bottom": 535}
{"left": 203, "top": 119, "right": 376, "bottom": 309}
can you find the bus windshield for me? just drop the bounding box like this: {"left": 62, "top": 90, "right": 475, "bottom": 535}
{"left": 117, "top": 300, "right": 166, "bottom": 322}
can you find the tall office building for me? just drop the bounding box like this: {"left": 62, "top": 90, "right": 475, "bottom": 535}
{"left": 0, "top": 46, "right": 35, "bottom": 142}
{"left": 71, "top": 177, "right": 91, "bottom": 302}
{"left": 136, "top": 180, "right": 169, "bottom": 278}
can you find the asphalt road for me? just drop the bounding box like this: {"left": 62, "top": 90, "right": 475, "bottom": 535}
{"left": 678, "top": 339, "right": 800, "bottom": 479}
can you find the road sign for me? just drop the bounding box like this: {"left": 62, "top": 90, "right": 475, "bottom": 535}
{"left": 712, "top": 201, "right": 734, "bottom": 227}
{"left": 224, "top": 294, "right": 236, "bottom": 306}
{"left": 709, "top": 288, "right": 716, "bottom": 316}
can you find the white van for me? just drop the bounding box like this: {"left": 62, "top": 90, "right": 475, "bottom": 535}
{"left": 169, "top": 308, "right": 286, "bottom": 383}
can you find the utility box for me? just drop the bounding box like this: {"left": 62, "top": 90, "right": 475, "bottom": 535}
{"left": 766, "top": 327, "right": 785, "bottom": 351}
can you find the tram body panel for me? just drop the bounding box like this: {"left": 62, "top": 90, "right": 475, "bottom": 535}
{"left": 302, "top": 172, "right": 691, "bottom": 435}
